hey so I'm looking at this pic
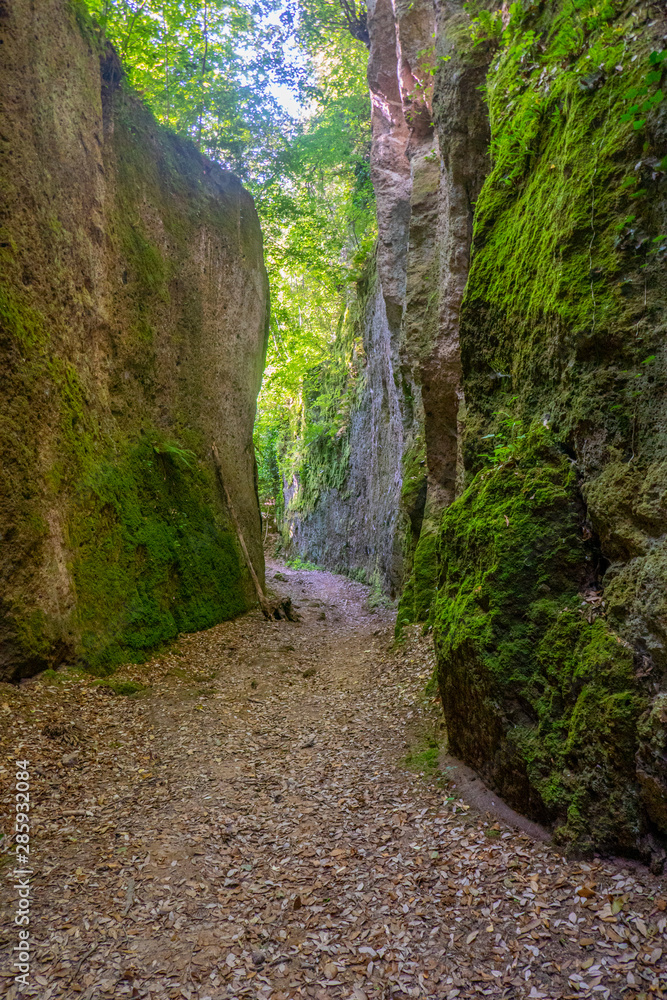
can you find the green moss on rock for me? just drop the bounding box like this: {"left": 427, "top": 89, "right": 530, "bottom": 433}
{"left": 636, "top": 694, "right": 667, "bottom": 833}
{"left": 0, "top": 1, "right": 267, "bottom": 680}
{"left": 0, "top": 285, "right": 49, "bottom": 352}
{"left": 433, "top": 0, "right": 667, "bottom": 860}
{"left": 69, "top": 436, "right": 246, "bottom": 670}
{"left": 434, "top": 427, "right": 645, "bottom": 851}
{"left": 395, "top": 526, "right": 437, "bottom": 636}
{"left": 461, "top": 2, "right": 667, "bottom": 461}
{"left": 395, "top": 436, "right": 433, "bottom": 635}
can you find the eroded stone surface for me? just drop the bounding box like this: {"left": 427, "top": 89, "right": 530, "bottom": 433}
{"left": 0, "top": 0, "right": 268, "bottom": 678}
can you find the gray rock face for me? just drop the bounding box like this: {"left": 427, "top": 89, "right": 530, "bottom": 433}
{"left": 284, "top": 0, "right": 483, "bottom": 599}
{"left": 0, "top": 0, "right": 268, "bottom": 678}
{"left": 286, "top": 276, "right": 409, "bottom": 596}
{"left": 284, "top": 0, "right": 424, "bottom": 593}
{"left": 427, "top": 2, "right": 491, "bottom": 510}
{"left": 367, "top": 0, "right": 412, "bottom": 326}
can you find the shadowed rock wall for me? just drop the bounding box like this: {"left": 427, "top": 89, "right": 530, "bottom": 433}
{"left": 282, "top": 0, "right": 419, "bottom": 594}
{"left": 431, "top": 0, "right": 667, "bottom": 866}
{"left": 283, "top": 0, "right": 430, "bottom": 595}
{"left": 0, "top": 0, "right": 269, "bottom": 679}
{"left": 285, "top": 270, "right": 411, "bottom": 596}
{"left": 286, "top": 0, "right": 667, "bottom": 864}
{"left": 284, "top": 0, "right": 489, "bottom": 607}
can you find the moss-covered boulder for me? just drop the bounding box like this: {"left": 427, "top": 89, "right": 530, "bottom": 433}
{"left": 434, "top": 429, "right": 646, "bottom": 852}
{"left": 0, "top": 0, "right": 269, "bottom": 678}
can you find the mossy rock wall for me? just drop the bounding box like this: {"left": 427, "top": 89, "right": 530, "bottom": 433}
{"left": 435, "top": 429, "right": 645, "bottom": 853}
{"left": 433, "top": 0, "right": 667, "bottom": 863}
{"left": 0, "top": 0, "right": 269, "bottom": 678}
{"left": 283, "top": 254, "right": 422, "bottom": 597}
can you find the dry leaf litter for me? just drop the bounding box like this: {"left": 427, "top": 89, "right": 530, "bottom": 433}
{"left": 1, "top": 561, "right": 666, "bottom": 1000}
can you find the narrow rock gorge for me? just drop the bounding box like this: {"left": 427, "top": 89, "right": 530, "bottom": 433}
{"left": 4, "top": 3, "right": 667, "bottom": 996}
{"left": 282, "top": 0, "right": 667, "bottom": 864}
{"left": 2, "top": 0, "right": 666, "bottom": 871}
{"left": 0, "top": 0, "right": 269, "bottom": 680}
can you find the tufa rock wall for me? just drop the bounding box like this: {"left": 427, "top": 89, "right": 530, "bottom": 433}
{"left": 0, "top": 0, "right": 269, "bottom": 679}
{"left": 431, "top": 0, "right": 667, "bottom": 865}
{"left": 287, "top": 0, "right": 667, "bottom": 863}
{"left": 284, "top": 0, "right": 490, "bottom": 614}
{"left": 284, "top": 261, "right": 413, "bottom": 597}
{"left": 282, "top": 0, "right": 434, "bottom": 596}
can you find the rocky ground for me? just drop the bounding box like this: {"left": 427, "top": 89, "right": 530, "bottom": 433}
{"left": 1, "top": 562, "right": 666, "bottom": 1000}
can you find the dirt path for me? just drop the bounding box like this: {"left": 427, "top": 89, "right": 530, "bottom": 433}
{"left": 1, "top": 563, "right": 666, "bottom": 1000}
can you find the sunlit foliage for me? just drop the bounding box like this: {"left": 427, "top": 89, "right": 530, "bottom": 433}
{"left": 84, "top": 0, "right": 291, "bottom": 176}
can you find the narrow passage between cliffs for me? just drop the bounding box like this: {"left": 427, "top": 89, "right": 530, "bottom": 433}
{"left": 2, "top": 564, "right": 666, "bottom": 1000}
